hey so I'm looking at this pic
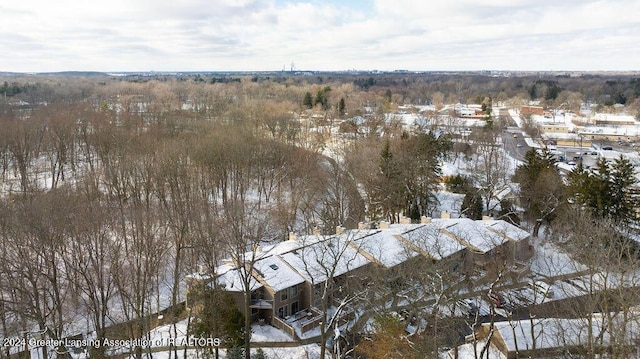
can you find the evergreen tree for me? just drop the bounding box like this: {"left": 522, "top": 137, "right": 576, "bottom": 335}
{"left": 513, "top": 148, "right": 565, "bottom": 236}
{"left": 445, "top": 174, "right": 473, "bottom": 194}
{"left": 375, "top": 139, "right": 404, "bottom": 222}
{"left": 461, "top": 191, "right": 483, "bottom": 220}
{"left": 337, "top": 97, "right": 346, "bottom": 117}
{"left": 314, "top": 86, "right": 331, "bottom": 110}
{"left": 302, "top": 91, "right": 313, "bottom": 109}
{"left": 189, "top": 283, "right": 246, "bottom": 351}
{"left": 384, "top": 89, "right": 392, "bottom": 102}
{"left": 567, "top": 155, "right": 639, "bottom": 224}
{"left": 609, "top": 155, "right": 638, "bottom": 223}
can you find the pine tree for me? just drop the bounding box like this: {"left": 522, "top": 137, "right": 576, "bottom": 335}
{"left": 337, "top": 97, "right": 346, "bottom": 117}
{"left": 189, "top": 283, "right": 245, "bottom": 351}
{"left": 303, "top": 92, "right": 313, "bottom": 109}
{"left": 568, "top": 155, "right": 639, "bottom": 224}
{"left": 609, "top": 155, "right": 638, "bottom": 223}
{"left": 462, "top": 191, "right": 483, "bottom": 220}
{"left": 513, "top": 148, "right": 565, "bottom": 236}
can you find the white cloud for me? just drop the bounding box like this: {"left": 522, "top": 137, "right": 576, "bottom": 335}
{"left": 1, "top": 0, "right": 639, "bottom": 71}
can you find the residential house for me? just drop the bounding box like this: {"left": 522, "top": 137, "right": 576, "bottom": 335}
{"left": 186, "top": 217, "right": 532, "bottom": 338}
{"left": 520, "top": 105, "right": 544, "bottom": 117}
{"left": 251, "top": 255, "right": 307, "bottom": 324}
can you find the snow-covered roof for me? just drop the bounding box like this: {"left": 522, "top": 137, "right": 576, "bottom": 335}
{"left": 214, "top": 265, "right": 263, "bottom": 292}
{"left": 581, "top": 125, "right": 640, "bottom": 136}
{"left": 280, "top": 236, "right": 372, "bottom": 284}
{"left": 441, "top": 218, "right": 511, "bottom": 253}
{"left": 399, "top": 222, "right": 466, "bottom": 260}
{"left": 479, "top": 219, "right": 530, "bottom": 242}
{"left": 386, "top": 112, "right": 423, "bottom": 127}
{"left": 199, "top": 219, "right": 529, "bottom": 293}
{"left": 253, "top": 255, "right": 306, "bottom": 293}
{"left": 541, "top": 132, "right": 583, "bottom": 140}
{"left": 351, "top": 229, "right": 420, "bottom": 268}
{"left": 593, "top": 113, "right": 637, "bottom": 124}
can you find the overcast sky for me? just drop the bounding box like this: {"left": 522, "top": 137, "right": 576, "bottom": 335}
{"left": 2, "top": 0, "right": 639, "bottom": 72}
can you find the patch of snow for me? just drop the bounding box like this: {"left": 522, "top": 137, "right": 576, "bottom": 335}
{"left": 446, "top": 339, "right": 506, "bottom": 359}
{"left": 251, "top": 324, "right": 294, "bottom": 342}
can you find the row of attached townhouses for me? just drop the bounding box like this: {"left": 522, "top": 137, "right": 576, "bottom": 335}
{"left": 186, "top": 216, "right": 532, "bottom": 339}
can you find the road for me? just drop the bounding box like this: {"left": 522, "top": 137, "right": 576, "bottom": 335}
{"left": 502, "top": 127, "right": 529, "bottom": 162}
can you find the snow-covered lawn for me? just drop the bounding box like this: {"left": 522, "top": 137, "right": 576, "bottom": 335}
{"left": 143, "top": 320, "right": 296, "bottom": 344}
{"left": 107, "top": 321, "right": 317, "bottom": 359}
{"left": 444, "top": 339, "right": 506, "bottom": 359}
{"left": 251, "top": 324, "right": 295, "bottom": 342}
{"left": 136, "top": 345, "right": 321, "bottom": 359}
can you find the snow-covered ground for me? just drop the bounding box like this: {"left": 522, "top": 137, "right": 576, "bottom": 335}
{"left": 251, "top": 324, "right": 295, "bottom": 342}
{"left": 443, "top": 339, "right": 506, "bottom": 359}
{"left": 141, "top": 320, "right": 295, "bottom": 345}
{"left": 106, "top": 320, "right": 317, "bottom": 359}
{"left": 141, "top": 345, "right": 321, "bottom": 359}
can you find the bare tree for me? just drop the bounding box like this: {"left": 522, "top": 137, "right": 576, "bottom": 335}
{"left": 468, "top": 127, "right": 511, "bottom": 215}
{"left": 291, "top": 232, "right": 371, "bottom": 359}
{"left": 0, "top": 191, "right": 75, "bottom": 359}
{"left": 62, "top": 188, "right": 120, "bottom": 359}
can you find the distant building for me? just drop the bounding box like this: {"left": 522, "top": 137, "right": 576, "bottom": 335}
{"left": 456, "top": 104, "right": 485, "bottom": 118}
{"left": 520, "top": 105, "right": 544, "bottom": 117}
{"left": 592, "top": 113, "right": 637, "bottom": 126}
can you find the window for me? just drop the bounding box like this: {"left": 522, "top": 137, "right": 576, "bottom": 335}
{"left": 291, "top": 301, "right": 298, "bottom": 315}
{"left": 281, "top": 290, "right": 288, "bottom": 301}
{"left": 290, "top": 286, "right": 298, "bottom": 298}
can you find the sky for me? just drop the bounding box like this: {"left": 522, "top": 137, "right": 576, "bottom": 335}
{"left": 1, "top": 0, "right": 639, "bottom": 73}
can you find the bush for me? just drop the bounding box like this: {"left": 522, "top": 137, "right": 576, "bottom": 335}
{"left": 446, "top": 174, "right": 473, "bottom": 194}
